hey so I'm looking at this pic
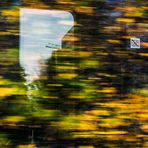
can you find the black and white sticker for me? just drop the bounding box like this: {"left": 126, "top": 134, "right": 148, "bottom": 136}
{"left": 130, "top": 38, "right": 140, "bottom": 49}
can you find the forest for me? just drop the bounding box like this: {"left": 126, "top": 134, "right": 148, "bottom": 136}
{"left": 0, "top": 0, "right": 147, "bottom": 147}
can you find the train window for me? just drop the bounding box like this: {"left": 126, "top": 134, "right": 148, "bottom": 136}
{"left": 0, "top": 1, "right": 147, "bottom": 147}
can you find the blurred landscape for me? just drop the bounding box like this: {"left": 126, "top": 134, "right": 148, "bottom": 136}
{"left": 0, "top": 0, "right": 147, "bottom": 147}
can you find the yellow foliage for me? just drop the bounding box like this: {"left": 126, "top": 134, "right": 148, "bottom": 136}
{"left": 141, "top": 42, "right": 148, "bottom": 48}
{"left": 17, "top": 144, "right": 36, "bottom": 148}
{"left": 105, "top": 134, "right": 128, "bottom": 141}
{"left": 116, "top": 18, "right": 135, "bottom": 23}
{"left": 122, "top": 35, "right": 135, "bottom": 39}
{"left": 96, "top": 52, "right": 109, "bottom": 56}
{"left": 0, "top": 77, "right": 10, "bottom": 85}
{"left": 69, "top": 95, "right": 85, "bottom": 99}
{"left": 1, "top": 10, "right": 19, "bottom": 22}
{"left": 78, "top": 146, "right": 94, "bottom": 148}
{"left": 64, "top": 36, "right": 80, "bottom": 42}
{"left": 56, "top": 65, "right": 77, "bottom": 70}
{"left": 75, "top": 6, "right": 94, "bottom": 14}
{"left": 78, "top": 121, "right": 97, "bottom": 131}
{"left": 137, "top": 113, "right": 148, "bottom": 121}
{"left": 76, "top": 115, "right": 97, "bottom": 131}
{"left": 73, "top": 130, "right": 127, "bottom": 138}
{"left": 47, "top": 83, "right": 63, "bottom": 87}
{"left": 56, "top": 73, "right": 77, "bottom": 79}
{"left": 97, "top": 73, "right": 116, "bottom": 78}
{"left": 89, "top": 110, "right": 110, "bottom": 116}
{"left": 100, "top": 118, "right": 128, "bottom": 128}
{"left": 57, "top": 0, "right": 75, "bottom": 5}
{"left": 22, "top": 0, "right": 48, "bottom": 9}
{"left": 97, "top": 130, "right": 127, "bottom": 135}
{"left": 124, "top": 7, "right": 143, "bottom": 17}
{"left": 138, "top": 53, "right": 148, "bottom": 57}
{"left": 78, "top": 51, "right": 93, "bottom": 57}
{"left": 107, "top": 39, "right": 121, "bottom": 44}
{"left": 140, "top": 125, "right": 148, "bottom": 133}
{"left": 55, "top": 113, "right": 98, "bottom": 131}
{"left": 57, "top": 51, "right": 76, "bottom": 57}
{"left": 103, "top": 26, "right": 122, "bottom": 32}
{"left": 96, "top": 87, "right": 117, "bottom": 93}
{"left": 80, "top": 60, "right": 98, "bottom": 68}
{"left": 52, "top": 115, "right": 78, "bottom": 131}
{"left": 2, "top": 116, "right": 25, "bottom": 126}
{"left": 0, "top": 31, "right": 18, "bottom": 36}
{"left": 0, "top": 88, "right": 17, "bottom": 97}
{"left": 103, "top": 102, "right": 127, "bottom": 109}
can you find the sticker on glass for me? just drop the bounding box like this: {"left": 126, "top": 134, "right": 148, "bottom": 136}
{"left": 130, "top": 38, "right": 140, "bottom": 49}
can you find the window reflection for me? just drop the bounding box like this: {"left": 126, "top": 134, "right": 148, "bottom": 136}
{"left": 20, "top": 8, "right": 74, "bottom": 84}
